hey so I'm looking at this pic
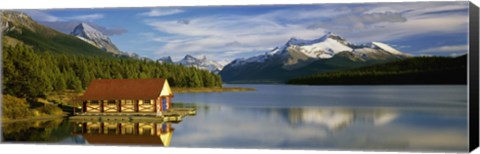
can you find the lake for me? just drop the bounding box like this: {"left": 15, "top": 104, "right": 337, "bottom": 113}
{"left": 1, "top": 84, "right": 468, "bottom": 152}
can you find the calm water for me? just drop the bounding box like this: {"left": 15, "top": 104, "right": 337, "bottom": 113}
{"left": 1, "top": 84, "right": 468, "bottom": 152}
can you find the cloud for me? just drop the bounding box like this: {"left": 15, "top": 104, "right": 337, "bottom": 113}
{"left": 140, "top": 2, "right": 468, "bottom": 61}
{"left": 331, "top": 11, "right": 407, "bottom": 30}
{"left": 143, "top": 15, "right": 325, "bottom": 60}
{"left": 419, "top": 44, "right": 468, "bottom": 53}
{"left": 312, "top": 2, "right": 468, "bottom": 43}
{"left": 144, "top": 13, "right": 330, "bottom": 61}
{"left": 23, "top": 10, "right": 104, "bottom": 22}
{"left": 139, "top": 8, "right": 183, "bottom": 17}
{"left": 65, "top": 13, "right": 104, "bottom": 21}
{"left": 21, "top": 10, "right": 61, "bottom": 22}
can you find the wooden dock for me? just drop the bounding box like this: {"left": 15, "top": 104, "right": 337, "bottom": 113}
{"left": 69, "top": 107, "right": 196, "bottom": 123}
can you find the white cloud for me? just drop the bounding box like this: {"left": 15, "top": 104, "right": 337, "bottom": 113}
{"left": 23, "top": 10, "right": 105, "bottom": 22}
{"left": 419, "top": 44, "right": 468, "bottom": 53}
{"left": 141, "top": 2, "right": 469, "bottom": 61}
{"left": 22, "top": 10, "right": 61, "bottom": 22}
{"left": 139, "top": 8, "right": 183, "bottom": 17}
{"left": 144, "top": 14, "right": 327, "bottom": 61}
{"left": 65, "top": 13, "right": 104, "bottom": 21}
{"left": 321, "top": 2, "right": 469, "bottom": 43}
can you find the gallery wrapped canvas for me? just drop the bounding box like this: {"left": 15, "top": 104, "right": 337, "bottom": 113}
{"left": 1, "top": 0, "right": 479, "bottom": 153}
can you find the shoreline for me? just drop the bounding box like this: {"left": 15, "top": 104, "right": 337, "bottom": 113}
{"left": 44, "top": 87, "right": 255, "bottom": 106}
{"left": 2, "top": 114, "right": 68, "bottom": 123}
{"left": 172, "top": 87, "right": 255, "bottom": 93}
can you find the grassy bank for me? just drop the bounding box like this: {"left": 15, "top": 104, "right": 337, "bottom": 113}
{"left": 172, "top": 87, "right": 255, "bottom": 93}
{"left": 2, "top": 95, "right": 67, "bottom": 122}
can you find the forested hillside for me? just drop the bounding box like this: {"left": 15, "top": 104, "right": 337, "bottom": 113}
{"left": 2, "top": 44, "right": 223, "bottom": 99}
{"left": 287, "top": 55, "right": 467, "bottom": 85}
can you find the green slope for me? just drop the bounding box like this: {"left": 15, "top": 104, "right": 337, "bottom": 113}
{"left": 2, "top": 11, "right": 111, "bottom": 57}
{"left": 287, "top": 55, "right": 467, "bottom": 85}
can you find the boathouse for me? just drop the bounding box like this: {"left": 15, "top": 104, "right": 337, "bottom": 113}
{"left": 77, "top": 78, "right": 173, "bottom": 116}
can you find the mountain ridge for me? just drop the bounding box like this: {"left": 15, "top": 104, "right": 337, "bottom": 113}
{"left": 220, "top": 32, "right": 409, "bottom": 83}
{"left": 71, "top": 22, "right": 122, "bottom": 55}
{"left": 158, "top": 55, "right": 225, "bottom": 73}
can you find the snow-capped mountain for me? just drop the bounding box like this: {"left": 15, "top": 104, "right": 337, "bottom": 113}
{"left": 157, "top": 56, "right": 174, "bottom": 64}
{"left": 229, "top": 32, "right": 408, "bottom": 69}
{"left": 71, "top": 22, "right": 122, "bottom": 54}
{"left": 176, "top": 55, "right": 225, "bottom": 73}
{"left": 270, "top": 32, "right": 354, "bottom": 59}
{"left": 220, "top": 32, "right": 410, "bottom": 82}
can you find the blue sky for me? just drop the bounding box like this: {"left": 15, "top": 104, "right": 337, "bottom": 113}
{"left": 23, "top": 1, "right": 469, "bottom": 62}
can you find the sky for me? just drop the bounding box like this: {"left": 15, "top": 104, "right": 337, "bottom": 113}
{"left": 21, "top": 1, "right": 470, "bottom": 62}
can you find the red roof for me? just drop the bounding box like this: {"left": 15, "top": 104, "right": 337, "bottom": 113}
{"left": 78, "top": 78, "right": 167, "bottom": 100}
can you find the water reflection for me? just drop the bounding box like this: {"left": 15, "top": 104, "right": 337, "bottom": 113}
{"left": 172, "top": 106, "right": 467, "bottom": 151}
{"left": 1, "top": 102, "right": 468, "bottom": 151}
{"left": 284, "top": 108, "right": 398, "bottom": 131}
{"left": 72, "top": 122, "right": 174, "bottom": 146}
{"left": 2, "top": 119, "right": 73, "bottom": 142}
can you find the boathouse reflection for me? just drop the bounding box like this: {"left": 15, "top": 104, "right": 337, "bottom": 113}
{"left": 72, "top": 122, "right": 174, "bottom": 146}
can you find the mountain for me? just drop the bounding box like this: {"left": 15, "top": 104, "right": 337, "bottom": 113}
{"left": 39, "top": 21, "right": 127, "bottom": 36}
{"left": 70, "top": 22, "right": 122, "bottom": 55}
{"left": 1, "top": 11, "right": 109, "bottom": 56}
{"left": 176, "top": 55, "right": 225, "bottom": 73}
{"left": 157, "top": 56, "right": 173, "bottom": 64}
{"left": 220, "top": 32, "right": 410, "bottom": 83}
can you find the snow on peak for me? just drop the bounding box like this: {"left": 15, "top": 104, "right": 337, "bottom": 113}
{"left": 70, "top": 22, "right": 121, "bottom": 54}
{"left": 225, "top": 32, "right": 406, "bottom": 68}
{"left": 371, "top": 41, "right": 404, "bottom": 55}
{"left": 176, "top": 55, "right": 225, "bottom": 73}
{"left": 157, "top": 56, "right": 173, "bottom": 64}
{"left": 281, "top": 32, "right": 353, "bottom": 59}
{"left": 71, "top": 22, "right": 109, "bottom": 41}
{"left": 183, "top": 54, "right": 196, "bottom": 60}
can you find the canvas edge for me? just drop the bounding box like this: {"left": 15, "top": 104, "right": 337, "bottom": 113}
{"left": 469, "top": 1, "right": 480, "bottom": 152}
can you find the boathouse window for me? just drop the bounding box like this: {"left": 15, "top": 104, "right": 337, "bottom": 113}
{"left": 107, "top": 100, "right": 116, "bottom": 105}
{"left": 143, "top": 100, "right": 152, "bottom": 105}
{"left": 90, "top": 100, "right": 99, "bottom": 105}
{"left": 126, "top": 100, "right": 133, "bottom": 105}
{"left": 138, "top": 100, "right": 143, "bottom": 104}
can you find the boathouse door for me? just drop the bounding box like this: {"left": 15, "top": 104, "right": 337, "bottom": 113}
{"left": 162, "top": 97, "right": 167, "bottom": 110}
